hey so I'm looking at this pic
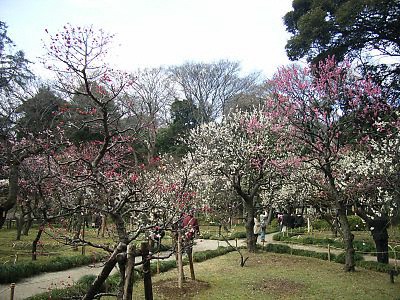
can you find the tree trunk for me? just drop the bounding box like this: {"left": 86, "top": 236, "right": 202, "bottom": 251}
{"left": 188, "top": 246, "right": 195, "bottom": 280}
{"left": 265, "top": 209, "right": 274, "bottom": 226}
{"left": 368, "top": 216, "right": 389, "bottom": 264}
{"left": 117, "top": 260, "right": 126, "bottom": 299}
{"left": 337, "top": 207, "right": 355, "bottom": 271}
{"left": 356, "top": 209, "right": 390, "bottom": 264}
{"left": 321, "top": 212, "right": 338, "bottom": 237}
{"left": 141, "top": 242, "right": 153, "bottom": 300}
{"left": 72, "top": 215, "right": 82, "bottom": 251}
{"left": 32, "top": 225, "right": 44, "bottom": 261}
{"left": 374, "top": 236, "right": 389, "bottom": 264}
{"left": 22, "top": 215, "right": 33, "bottom": 236}
{"left": 16, "top": 215, "right": 24, "bottom": 241}
{"left": 244, "top": 200, "right": 256, "bottom": 252}
{"left": 83, "top": 242, "right": 126, "bottom": 300}
{"left": 0, "top": 164, "right": 19, "bottom": 229}
{"left": 177, "top": 230, "right": 184, "bottom": 287}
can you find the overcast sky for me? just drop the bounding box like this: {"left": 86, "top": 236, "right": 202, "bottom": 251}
{"left": 1, "top": 0, "right": 295, "bottom": 78}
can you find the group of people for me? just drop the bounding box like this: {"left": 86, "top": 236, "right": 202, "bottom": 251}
{"left": 277, "top": 212, "right": 305, "bottom": 232}
{"left": 149, "top": 210, "right": 200, "bottom": 248}
{"left": 254, "top": 211, "right": 306, "bottom": 241}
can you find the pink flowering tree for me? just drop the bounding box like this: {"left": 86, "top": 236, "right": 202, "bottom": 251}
{"left": 267, "top": 57, "right": 386, "bottom": 271}
{"left": 187, "top": 109, "right": 295, "bottom": 252}
{"left": 42, "top": 24, "right": 202, "bottom": 298}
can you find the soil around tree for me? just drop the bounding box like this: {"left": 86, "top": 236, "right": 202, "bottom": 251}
{"left": 152, "top": 276, "right": 305, "bottom": 299}
{"left": 153, "top": 278, "right": 211, "bottom": 299}
{"left": 254, "top": 277, "right": 305, "bottom": 297}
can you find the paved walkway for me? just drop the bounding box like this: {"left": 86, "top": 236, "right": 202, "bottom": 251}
{"left": 0, "top": 234, "right": 397, "bottom": 299}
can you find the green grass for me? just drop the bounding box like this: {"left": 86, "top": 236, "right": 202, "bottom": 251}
{"left": 0, "top": 225, "right": 174, "bottom": 264}
{"left": 0, "top": 226, "right": 112, "bottom": 264}
{"left": 198, "top": 223, "right": 277, "bottom": 240}
{"left": 0, "top": 225, "right": 173, "bottom": 283}
{"left": 131, "top": 251, "right": 400, "bottom": 300}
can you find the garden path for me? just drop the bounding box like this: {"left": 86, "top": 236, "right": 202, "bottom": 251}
{"left": 0, "top": 238, "right": 245, "bottom": 299}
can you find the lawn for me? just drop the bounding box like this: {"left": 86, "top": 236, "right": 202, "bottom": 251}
{"left": 131, "top": 251, "right": 400, "bottom": 300}
{"left": 0, "top": 225, "right": 175, "bottom": 264}
{"left": 0, "top": 226, "right": 112, "bottom": 264}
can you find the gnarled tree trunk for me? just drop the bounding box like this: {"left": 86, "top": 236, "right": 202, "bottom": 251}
{"left": 32, "top": 224, "right": 44, "bottom": 261}
{"left": 0, "top": 164, "right": 19, "bottom": 229}
{"left": 244, "top": 200, "right": 257, "bottom": 252}
{"left": 337, "top": 206, "right": 355, "bottom": 271}
{"left": 83, "top": 242, "right": 127, "bottom": 300}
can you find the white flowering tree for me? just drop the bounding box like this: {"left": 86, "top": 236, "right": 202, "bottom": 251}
{"left": 187, "top": 109, "right": 294, "bottom": 252}
{"left": 337, "top": 115, "right": 400, "bottom": 263}
{"left": 267, "top": 57, "right": 388, "bottom": 271}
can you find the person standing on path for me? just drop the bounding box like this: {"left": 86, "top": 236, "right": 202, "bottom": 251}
{"left": 254, "top": 216, "right": 261, "bottom": 242}
{"left": 259, "top": 211, "right": 268, "bottom": 242}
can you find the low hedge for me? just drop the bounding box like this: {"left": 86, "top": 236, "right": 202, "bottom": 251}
{"left": 265, "top": 242, "right": 399, "bottom": 275}
{"left": 272, "top": 233, "right": 376, "bottom": 254}
{"left": 200, "top": 231, "right": 247, "bottom": 240}
{"left": 334, "top": 252, "right": 364, "bottom": 264}
{"left": 264, "top": 243, "right": 336, "bottom": 261}
{"left": 273, "top": 232, "right": 398, "bottom": 259}
{"left": 0, "top": 252, "right": 105, "bottom": 284}
{"left": 193, "top": 246, "right": 235, "bottom": 263}
{"left": 356, "top": 260, "right": 396, "bottom": 273}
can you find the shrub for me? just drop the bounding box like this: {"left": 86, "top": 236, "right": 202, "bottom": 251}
{"left": 334, "top": 252, "right": 364, "bottom": 264}
{"left": 302, "top": 236, "right": 315, "bottom": 244}
{"left": 353, "top": 240, "right": 376, "bottom": 254}
{"left": 27, "top": 274, "right": 100, "bottom": 300}
{"left": 356, "top": 260, "right": 395, "bottom": 273}
{"left": 347, "top": 215, "right": 367, "bottom": 231}
{"left": 0, "top": 253, "right": 105, "bottom": 283}
{"left": 265, "top": 243, "right": 291, "bottom": 254}
{"left": 199, "top": 232, "right": 212, "bottom": 239}
{"left": 269, "top": 218, "right": 279, "bottom": 231}
{"left": 150, "top": 259, "right": 177, "bottom": 274}
{"left": 228, "top": 231, "right": 247, "bottom": 239}
{"left": 312, "top": 219, "right": 331, "bottom": 231}
{"left": 291, "top": 248, "right": 336, "bottom": 261}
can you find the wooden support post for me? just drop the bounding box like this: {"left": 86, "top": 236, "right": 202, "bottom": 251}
{"left": 328, "top": 244, "right": 331, "bottom": 262}
{"left": 156, "top": 242, "right": 161, "bottom": 274}
{"left": 188, "top": 246, "right": 195, "bottom": 280}
{"left": 81, "top": 224, "right": 85, "bottom": 256}
{"left": 101, "top": 215, "right": 106, "bottom": 238}
{"left": 123, "top": 244, "right": 136, "bottom": 300}
{"left": 10, "top": 283, "right": 15, "bottom": 300}
{"left": 177, "top": 230, "right": 184, "bottom": 288}
{"left": 141, "top": 242, "right": 153, "bottom": 300}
